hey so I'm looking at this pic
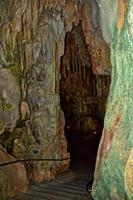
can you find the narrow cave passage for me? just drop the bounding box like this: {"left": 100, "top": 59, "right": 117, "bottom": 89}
{"left": 60, "top": 24, "right": 111, "bottom": 170}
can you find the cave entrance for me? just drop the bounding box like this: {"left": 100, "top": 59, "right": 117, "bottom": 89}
{"left": 60, "top": 24, "right": 110, "bottom": 170}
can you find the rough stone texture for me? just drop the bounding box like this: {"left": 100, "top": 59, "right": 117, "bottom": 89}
{"left": 92, "top": 1, "right": 133, "bottom": 199}
{"left": 81, "top": 1, "right": 111, "bottom": 75}
{"left": 0, "top": 1, "right": 70, "bottom": 194}
{"left": 0, "top": 145, "right": 29, "bottom": 199}
{"left": 61, "top": 24, "right": 110, "bottom": 134}
{"left": 0, "top": 68, "right": 21, "bottom": 135}
{"left": 0, "top": 0, "right": 112, "bottom": 198}
{"left": 97, "top": 0, "right": 118, "bottom": 45}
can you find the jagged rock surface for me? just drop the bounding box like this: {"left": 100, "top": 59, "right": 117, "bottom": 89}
{"left": 60, "top": 24, "right": 110, "bottom": 133}
{"left": 0, "top": 0, "right": 112, "bottom": 199}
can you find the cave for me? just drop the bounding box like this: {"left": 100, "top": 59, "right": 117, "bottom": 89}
{"left": 0, "top": 0, "right": 133, "bottom": 200}
{"left": 60, "top": 24, "right": 110, "bottom": 167}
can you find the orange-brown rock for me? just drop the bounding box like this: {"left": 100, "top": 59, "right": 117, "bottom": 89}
{"left": 0, "top": 145, "right": 29, "bottom": 199}
{"left": 118, "top": 0, "right": 128, "bottom": 31}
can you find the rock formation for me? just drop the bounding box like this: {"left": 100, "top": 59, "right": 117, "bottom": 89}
{"left": 0, "top": 145, "right": 29, "bottom": 199}
{"left": 0, "top": 0, "right": 113, "bottom": 199}
{"left": 60, "top": 23, "right": 110, "bottom": 134}
{"left": 92, "top": 0, "right": 133, "bottom": 199}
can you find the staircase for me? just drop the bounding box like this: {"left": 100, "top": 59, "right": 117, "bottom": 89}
{"left": 11, "top": 162, "right": 93, "bottom": 200}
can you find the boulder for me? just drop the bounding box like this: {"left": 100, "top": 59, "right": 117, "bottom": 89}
{"left": 0, "top": 145, "right": 29, "bottom": 199}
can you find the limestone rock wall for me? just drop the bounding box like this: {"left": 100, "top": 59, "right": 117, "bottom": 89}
{"left": 60, "top": 24, "right": 110, "bottom": 134}
{"left": 0, "top": 0, "right": 70, "bottom": 193}
{"left": 0, "top": 0, "right": 111, "bottom": 198}
{"left": 92, "top": 1, "right": 133, "bottom": 199}
{"left": 97, "top": 0, "right": 118, "bottom": 45}
{"left": 0, "top": 0, "right": 71, "bottom": 181}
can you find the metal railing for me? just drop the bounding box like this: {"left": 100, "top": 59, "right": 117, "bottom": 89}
{"left": 0, "top": 157, "right": 70, "bottom": 167}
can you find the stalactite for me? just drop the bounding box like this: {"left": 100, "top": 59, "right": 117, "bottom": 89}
{"left": 60, "top": 23, "right": 111, "bottom": 135}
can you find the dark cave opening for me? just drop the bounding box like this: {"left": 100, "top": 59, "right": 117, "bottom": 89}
{"left": 60, "top": 24, "right": 110, "bottom": 169}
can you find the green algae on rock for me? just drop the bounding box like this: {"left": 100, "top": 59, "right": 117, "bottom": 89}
{"left": 92, "top": 0, "right": 133, "bottom": 199}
